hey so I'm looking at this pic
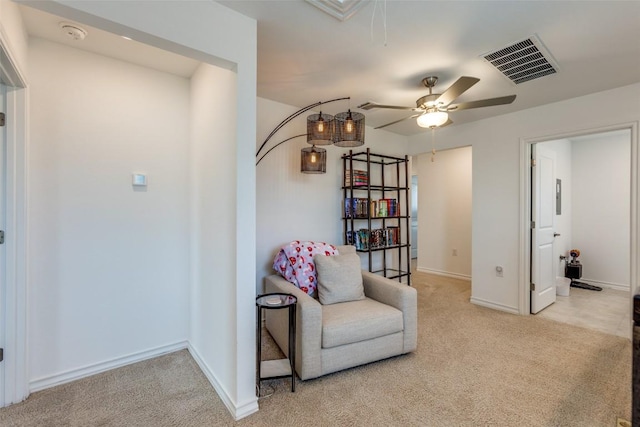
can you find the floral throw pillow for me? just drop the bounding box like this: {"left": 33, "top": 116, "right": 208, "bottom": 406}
{"left": 273, "top": 241, "right": 339, "bottom": 295}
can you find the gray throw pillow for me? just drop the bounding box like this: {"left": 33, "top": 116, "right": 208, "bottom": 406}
{"left": 314, "top": 253, "right": 365, "bottom": 305}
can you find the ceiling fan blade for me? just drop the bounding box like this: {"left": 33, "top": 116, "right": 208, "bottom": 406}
{"left": 435, "top": 76, "right": 480, "bottom": 106}
{"left": 358, "top": 101, "right": 416, "bottom": 111}
{"left": 374, "top": 114, "right": 422, "bottom": 129}
{"left": 448, "top": 95, "right": 516, "bottom": 111}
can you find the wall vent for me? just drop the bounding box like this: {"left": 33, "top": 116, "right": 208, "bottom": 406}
{"left": 482, "top": 35, "right": 559, "bottom": 85}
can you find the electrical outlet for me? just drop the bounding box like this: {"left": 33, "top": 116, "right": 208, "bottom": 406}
{"left": 452, "top": 249, "right": 457, "bottom": 256}
{"left": 496, "top": 266, "right": 504, "bottom": 277}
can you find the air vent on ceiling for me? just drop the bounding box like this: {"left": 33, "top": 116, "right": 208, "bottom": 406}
{"left": 482, "top": 35, "right": 558, "bottom": 85}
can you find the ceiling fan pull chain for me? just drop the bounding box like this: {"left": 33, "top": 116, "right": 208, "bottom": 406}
{"left": 370, "top": 0, "right": 388, "bottom": 46}
{"left": 431, "top": 128, "right": 436, "bottom": 162}
{"left": 370, "top": 0, "right": 377, "bottom": 42}
{"left": 383, "top": 0, "right": 387, "bottom": 46}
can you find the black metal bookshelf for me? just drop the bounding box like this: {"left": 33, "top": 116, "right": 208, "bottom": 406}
{"left": 342, "top": 148, "right": 411, "bottom": 285}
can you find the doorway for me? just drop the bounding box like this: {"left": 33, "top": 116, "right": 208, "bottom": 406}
{"left": 415, "top": 146, "right": 472, "bottom": 281}
{"left": 0, "top": 81, "right": 5, "bottom": 406}
{"left": 526, "top": 127, "right": 634, "bottom": 337}
{"left": 0, "top": 35, "right": 29, "bottom": 406}
{"left": 410, "top": 174, "right": 418, "bottom": 260}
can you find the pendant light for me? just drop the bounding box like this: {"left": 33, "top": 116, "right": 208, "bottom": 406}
{"left": 307, "top": 112, "right": 334, "bottom": 145}
{"left": 333, "top": 109, "right": 365, "bottom": 147}
{"left": 256, "top": 97, "right": 366, "bottom": 175}
{"left": 301, "top": 145, "right": 327, "bottom": 173}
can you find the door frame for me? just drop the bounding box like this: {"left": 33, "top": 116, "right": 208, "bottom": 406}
{"left": 519, "top": 122, "right": 639, "bottom": 319}
{"left": 0, "top": 27, "right": 29, "bottom": 406}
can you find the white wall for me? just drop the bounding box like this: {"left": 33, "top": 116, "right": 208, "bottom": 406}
{"left": 18, "top": 0, "right": 258, "bottom": 418}
{"left": 415, "top": 146, "right": 472, "bottom": 279}
{"left": 28, "top": 38, "right": 190, "bottom": 386}
{"left": 572, "top": 131, "right": 630, "bottom": 289}
{"left": 407, "top": 83, "right": 640, "bottom": 314}
{"left": 256, "top": 97, "right": 410, "bottom": 292}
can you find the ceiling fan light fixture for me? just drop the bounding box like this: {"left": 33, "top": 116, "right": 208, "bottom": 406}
{"left": 417, "top": 111, "right": 448, "bottom": 128}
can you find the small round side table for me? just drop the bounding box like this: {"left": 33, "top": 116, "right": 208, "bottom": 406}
{"left": 256, "top": 293, "right": 297, "bottom": 396}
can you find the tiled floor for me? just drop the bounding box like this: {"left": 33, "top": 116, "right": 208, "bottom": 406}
{"left": 410, "top": 259, "right": 631, "bottom": 339}
{"left": 536, "top": 285, "right": 632, "bottom": 339}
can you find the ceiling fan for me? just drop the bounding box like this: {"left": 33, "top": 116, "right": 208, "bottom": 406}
{"left": 358, "top": 76, "right": 516, "bottom": 129}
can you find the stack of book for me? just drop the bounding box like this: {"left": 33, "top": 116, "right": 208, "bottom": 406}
{"left": 384, "top": 226, "right": 400, "bottom": 246}
{"left": 346, "top": 198, "right": 398, "bottom": 218}
{"left": 345, "top": 169, "right": 368, "bottom": 187}
{"left": 344, "top": 198, "right": 370, "bottom": 218}
{"left": 347, "top": 227, "right": 401, "bottom": 250}
{"left": 371, "top": 198, "right": 398, "bottom": 217}
{"left": 347, "top": 229, "right": 370, "bottom": 250}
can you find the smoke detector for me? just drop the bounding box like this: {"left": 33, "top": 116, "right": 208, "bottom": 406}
{"left": 59, "top": 22, "right": 87, "bottom": 41}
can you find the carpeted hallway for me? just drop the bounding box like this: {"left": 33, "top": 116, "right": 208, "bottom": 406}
{"left": 0, "top": 271, "right": 631, "bottom": 426}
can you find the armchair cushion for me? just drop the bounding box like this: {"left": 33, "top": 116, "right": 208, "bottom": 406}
{"left": 315, "top": 253, "right": 365, "bottom": 305}
{"left": 322, "top": 298, "right": 403, "bottom": 348}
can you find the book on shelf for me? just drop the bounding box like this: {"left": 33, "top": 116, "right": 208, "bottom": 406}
{"left": 344, "top": 198, "right": 370, "bottom": 218}
{"left": 345, "top": 197, "right": 398, "bottom": 218}
{"left": 347, "top": 226, "right": 401, "bottom": 250}
{"left": 347, "top": 229, "right": 370, "bottom": 250}
{"left": 345, "top": 169, "right": 368, "bottom": 187}
{"left": 375, "top": 198, "right": 397, "bottom": 217}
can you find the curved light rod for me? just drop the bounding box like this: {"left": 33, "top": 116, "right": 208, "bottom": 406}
{"left": 255, "top": 96, "right": 350, "bottom": 165}
{"left": 256, "top": 133, "right": 307, "bottom": 166}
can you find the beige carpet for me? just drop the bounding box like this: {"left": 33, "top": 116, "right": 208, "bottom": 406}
{"left": 0, "top": 271, "right": 631, "bottom": 426}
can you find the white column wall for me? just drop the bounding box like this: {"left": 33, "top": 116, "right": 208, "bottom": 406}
{"left": 189, "top": 62, "right": 245, "bottom": 413}
{"left": 28, "top": 38, "right": 190, "bottom": 386}
{"left": 256, "top": 97, "right": 410, "bottom": 293}
{"left": 415, "top": 146, "right": 472, "bottom": 279}
{"left": 407, "top": 83, "right": 640, "bottom": 313}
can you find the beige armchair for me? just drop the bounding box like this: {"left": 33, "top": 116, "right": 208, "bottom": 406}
{"left": 264, "top": 245, "right": 417, "bottom": 380}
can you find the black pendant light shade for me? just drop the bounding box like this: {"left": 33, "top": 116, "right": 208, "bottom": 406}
{"left": 333, "top": 109, "right": 365, "bottom": 147}
{"left": 301, "top": 145, "right": 327, "bottom": 174}
{"left": 307, "top": 112, "right": 334, "bottom": 145}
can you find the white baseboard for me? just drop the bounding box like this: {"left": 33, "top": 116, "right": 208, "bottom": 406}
{"left": 29, "top": 341, "right": 188, "bottom": 393}
{"left": 187, "top": 344, "right": 259, "bottom": 421}
{"left": 470, "top": 297, "right": 519, "bottom": 314}
{"left": 580, "top": 277, "right": 630, "bottom": 292}
{"left": 417, "top": 267, "right": 471, "bottom": 281}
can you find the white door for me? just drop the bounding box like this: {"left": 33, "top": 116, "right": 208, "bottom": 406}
{"left": 0, "top": 82, "right": 6, "bottom": 404}
{"left": 531, "top": 144, "right": 557, "bottom": 313}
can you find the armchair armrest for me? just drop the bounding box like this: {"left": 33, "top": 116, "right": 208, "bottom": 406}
{"left": 263, "top": 275, "right": 323, "bottom": 380}
{"left": 361, "top": 271, "right": 417, "bottom": 353}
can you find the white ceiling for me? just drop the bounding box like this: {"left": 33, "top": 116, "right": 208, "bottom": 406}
{"left": 19, "top": 5, "right": 200, "bottom": 78}
{"left": 19, "top": 1, "right": 640, "bottom": 136}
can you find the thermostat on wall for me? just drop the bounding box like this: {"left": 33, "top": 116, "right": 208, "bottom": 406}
{"left": 132, "top": 173, "right": 147, "bottom": 186}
